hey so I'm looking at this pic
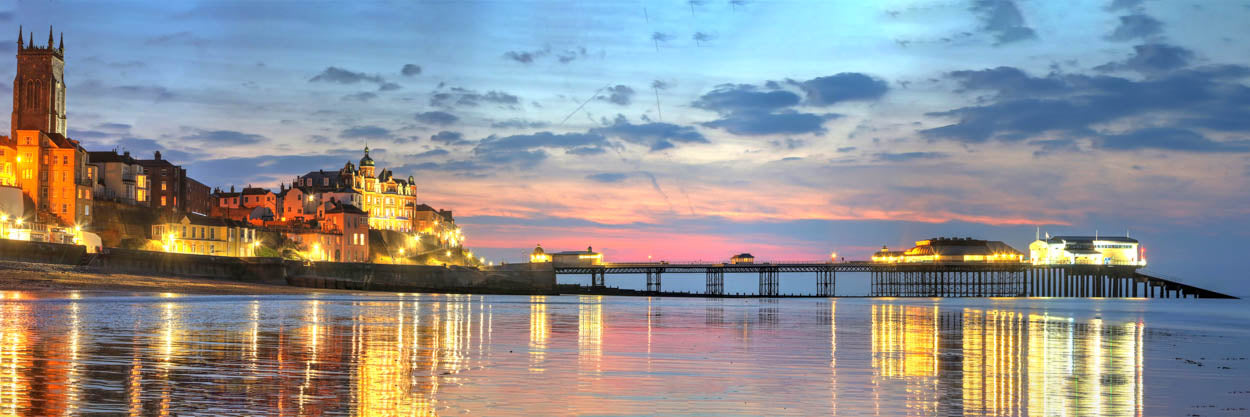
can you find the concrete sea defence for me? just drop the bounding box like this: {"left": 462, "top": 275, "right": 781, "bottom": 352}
{"left": 0, "top": 239, "right": 556, "bottom": 295}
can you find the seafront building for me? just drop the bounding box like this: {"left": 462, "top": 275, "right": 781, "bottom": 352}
{"left": 1028, "top": 235, "right": 1145, "bottom": 266}
{"left": 152, "top": 214, "right": 260, "bottom": 257}
{"left": 292, "top": 147, "right": 420, "bottom": 232}
{"left": 872, "top": 238, "right": 1025, "bottom": 263}
{"left": 86, "top": 150, "right": 148, "bottom": 206}
{"left": 530, "top": 244, "right": 603, "bottom": 266}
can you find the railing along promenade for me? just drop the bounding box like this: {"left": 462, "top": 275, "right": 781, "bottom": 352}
{"left": 555, "top": 260, "right": 1237, "bottom": 299}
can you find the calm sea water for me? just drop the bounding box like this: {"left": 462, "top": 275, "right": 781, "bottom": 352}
{"left": 0, "top": 292, "right": 1247, "bottom": 416}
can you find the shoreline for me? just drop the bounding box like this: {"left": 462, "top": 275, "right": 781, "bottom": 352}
{"left": 0, "top": 260, "right": 349, "bottom": 295}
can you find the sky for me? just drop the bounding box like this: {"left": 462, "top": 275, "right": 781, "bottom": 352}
{"left": 5, "top": 1, "right": 1250, "bottom": 295}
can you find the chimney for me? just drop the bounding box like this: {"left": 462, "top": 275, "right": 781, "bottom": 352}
{"left": 154, "top": 151, "right": 162, "bottom": 160}
{"left": 123, "top": 151, "right": 130, "bottom": 158}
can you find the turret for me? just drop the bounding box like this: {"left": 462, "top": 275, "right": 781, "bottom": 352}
{"left": 16, "top": 26, "right": 22, "bottom": 50}
{"left": 47, "top": 26, "right": 53, "bottom": 48}
{"left": 58, "top": 32, "right": 63, "bottom": 53}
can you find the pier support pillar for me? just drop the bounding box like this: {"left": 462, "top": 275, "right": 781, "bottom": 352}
{"left": 817, "top": 268, "right": 835, "bottom": 297}
{"left": 591, "top": 270, "right": 605, "bottom": 288}
{"left": 758, "top": 268, "right": 779, "bottom": 297}
{"left": 705, "top": 269, "right": 724, "bottom": 295}
{"left": 646, "top": 269, "right": 662, "bottom": 292}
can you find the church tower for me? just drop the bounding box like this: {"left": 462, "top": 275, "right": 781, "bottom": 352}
{"left": 12, "top": 25, "right": 67, "bottom": 139}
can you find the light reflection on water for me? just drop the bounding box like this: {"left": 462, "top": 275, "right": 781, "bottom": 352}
{"left": 0, "top": 293, "right": 1246, "bottom": 416}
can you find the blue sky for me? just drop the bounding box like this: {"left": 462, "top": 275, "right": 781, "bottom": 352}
{"left": 5, "top": 1, "right": 1250, "bottom": 295}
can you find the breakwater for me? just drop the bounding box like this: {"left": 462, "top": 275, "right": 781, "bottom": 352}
{"left": 0, "top": 239, "right": 556, "bottom": 294}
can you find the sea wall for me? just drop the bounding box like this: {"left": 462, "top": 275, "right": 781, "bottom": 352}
{"left": 0, "top": 238, "right": 555, "bottom": 294}
{"left": 91, "top": 248, "right": 288, "bottom": 285}
{"left": 284, "top": 261, "right": 556, "bottom": 294}
{"left": 0, "top": 239, "right": 86, "bottom": 265}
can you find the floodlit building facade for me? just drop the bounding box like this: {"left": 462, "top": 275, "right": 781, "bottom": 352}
{"left": 152, "top": 215, "right": 260, "bottom": 257}
{"left": 1028, "top": 235, "right": 1145, "bottom": 266}
{"left": 550, "top": 246, "right": 603, "bottom": 267}
{"left": 872, "top": 238, "right": 1024, "bottom": 263}
{"left": 292, "top": 147, "right": 419, "bottom": 232}
{"left": 87, "top": 150, "right": 147, "bottom": 206}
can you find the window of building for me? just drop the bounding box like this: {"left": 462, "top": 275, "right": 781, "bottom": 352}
{"left": 161, "top": 181, "right": 167, "bottom": 191}
{"left": 61, "top": 204, "right": 67, "bottom": 214}
{"left": 161, "top": 196, "right": 167, "bottom": 206}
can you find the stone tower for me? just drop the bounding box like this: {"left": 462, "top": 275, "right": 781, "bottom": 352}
{"left": 12, "top": 25, "right": 67, "bottom": 139}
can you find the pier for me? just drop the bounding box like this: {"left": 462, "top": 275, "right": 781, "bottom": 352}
{"left": 555, "top": 262, "right": 1237, "bottom": 299}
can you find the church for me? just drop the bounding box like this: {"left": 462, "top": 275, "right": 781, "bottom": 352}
{"left": 1, "top": 26, "right": 93, "bottom": 227}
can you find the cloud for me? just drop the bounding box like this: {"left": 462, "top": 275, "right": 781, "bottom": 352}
{"left": 566, "top": 146, "right": 608, "bottom": 155}
{"left": 922, "top": 65, "right": 1250, "bottom": 150}
{"left": 970, "top": 0, "right": 1037, "bottom": 44}
{"left": 74, "top": 80, "right": 176, "bottom": 102}
{"left": 504, "top": 48, "right": 549, "bottom": 64}
{"left": 703, "top": 110, "right": 838, "bottom": 136}
{"left": 598, "top": 85, "right": 635, "bottom": 106}
{"left": 556, "top": 47, "right": 588, "bottom": 64}
{"left": 1094, "top": 128, "right": 1250, "bottom": 152}
{"left": 414, "top": 111, "right": 459, "bottom": 126}
{"left": 769, "top": 138, "right": 806, "bottom": 149}
{"left": 1107, "top": 0, "right": 1145, "bottom": 10}
{"left": 587, "top": 173, "right": 628, "bottom": 183}
{"left": 342, "top": 92, "right": 378, "bottom": 102}
{"left": 475, "top": 132, "right": 606, "bottom": 155}
{"left": 591, "top": 115, "right": 709, "bottom": 151}
{"left": 309, "top": 66, "right": 384, "bottom": 84}
{"left": 401, "top": 64, "right": 422, "bottom": 76}
{"left": 430, "top": 131, "right": 472, "bottom": 146}
{"left": 184, "top": 129, "right": 268, "bottom": 145}
{"left": 115, "top": 137, "right": 195, "bottom": 162}
{"left": 409, "top": 149, "right": 450, "bottom": 158}
{"left": 378, "top": 82, "right": 402, "bottom": 92}
{"left": 490, "top": 119, "right": 550, "bottom": 129}
{"left": 947, "top": 66, "right": 1068, "bottom": 98}
{"left": 1106, "top": 13, "right": 1163, "bottom": 41}
{"left": 430, "top": 86, "right": 520, "bottom": 108}
{"left": 1094, "top": 43, "right": 1194, "bottom": 75}
{"left": 145, "top": 31, "right": 209, "bottom": 47}
{"left": 186, "top": 153, "right": 358, "bottom": 188}
{"left": 340, "top": 125, "right": 391, "bottom": 139}
{"left": 874, "top": 152, "right": 949, "bottom": 162}
{"left": 692, "top": 84, "right": 800, "bottom": 114}
{"left": 794, "top": 73, "right": 889, "bottom": 105}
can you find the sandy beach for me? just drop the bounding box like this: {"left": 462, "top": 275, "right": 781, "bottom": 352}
{"left": 0, "top": 260, "right": 343, "bottom": 295}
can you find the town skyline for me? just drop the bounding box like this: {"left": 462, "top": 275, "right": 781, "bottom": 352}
{"left": 4, "top": 1, "right": 1249, "bottom": 295}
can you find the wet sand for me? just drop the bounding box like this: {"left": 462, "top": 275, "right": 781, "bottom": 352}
{"left": 0, "top": 260, "right": 342, "bottom": 295}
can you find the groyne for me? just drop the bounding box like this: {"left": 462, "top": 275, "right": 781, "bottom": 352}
{"left": 0, "top": 239, "right": 556, "bottom": 295}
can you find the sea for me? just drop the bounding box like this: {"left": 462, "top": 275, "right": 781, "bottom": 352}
{"left": 0, "top": 291, "right": 1247, "bottom": 416}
